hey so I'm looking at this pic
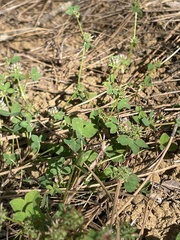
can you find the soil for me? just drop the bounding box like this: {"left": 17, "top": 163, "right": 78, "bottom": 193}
{"left": 0, "top": 0, "right": 180, "bottom": 239}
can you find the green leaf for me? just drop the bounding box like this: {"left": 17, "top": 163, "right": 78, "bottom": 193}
{"left": 25, "top": 202, "right": 42, "bottom": 217}
{"left": 176, "top": 119, "right": 180, "bottom": 127}
{"left": 4, "top": 82, "right": 10, "bottom": 90}
{"left": 64, "top": 138, "right": 81, "bottom": 152}
{"left": 135, "top": 106, "right": 142, "bottom": 112}
{"left": 13, "top": 211, "right": 27, "bottom": 222}
{"left": 66, "top": 6, "right": 74, "bottom": 15}
{"left": 73, "top": 5, "right": 80, "bottom": 12}
{"left": 11, "top": 116, "right": 21, "bottom": 124}
{"left": 72, "top": 117, "right": 97, "bottom": 138}
{"left": 61, "top": 166, "right": 71, "bottom": 175}
{"left": 12, "top": 124, "right": 22, "bottom": 132}
{"left": 31, "top": 142, "right": 40, "bottom": 153}
{"left": 64, "top": 116, "right": 71, "bottom": 125}
{"left": 50, "top": 168, "right": 57, "bottom": 175}
{"left": 142, "top": 117, "right": 150, "bottom": 126}
{"left": 7, "top": 88, "right": 15, "bottom": 94}
{"left": 20, "top": 121, "right": 28, "bottom": 128}
{"left": 72, "top": 117, "right": 84, "bottom": 136}
{"left": 105, "top": 122, "right": 118, "bottom": 134}
{"left": 10, "top": 102, "right": 21, "bottom": 114}
{"left": 90, "top": 109, "right": 101, "bottom": 120}
{"left": 118, "top": 98, "right": 130, "bottom": 110}
{"left": 10, "top": 198, "right": 26, "bottom": 212}
{"left": 31, "top": 67, "right": 41, "bottom": 81}
{"left": 0, "top": 109, "right": 11, "bottom": 116}
{"left": 31, "top": 134, "right": 42, "bottom": 143}
{"left": 66, "top": 5, "right": 80, "bottom": 15}
{"left": 11, "top": 55, "right": 21, "bottom": 64}
{"left": 3, "top": 153, "right": 16, "bottom": 165}
{"left": 25, "top": 202, "right": 35, "bottom": 216}
{"left": 124, "top": 174, "right": 139, "bottom": 193}
{"left": 111, "top": 116, "right": 118, "bottom": 123}
{"left": 148, "top": 63, "right": 155, "bottom": 71}
{"left": 169, "top": 142, "right": 178, "bottom": 152}
{"left": 20, "top": 121, "right": 32, "bottom": 132}
{"left": 77, "top": 150, "right": 97, "bottom": 167}
{"left": 129, "top": 141, "right": 139, "bottom": 154}
{"left": 104, "top": 166, "right": 113, "bottom": 177}
{"left": 82, "top": 122, "right": 97, "bottom": 138}
{"left": 159, "top": 132, "right": 177, "bottom": 151}
{"left": 160, "top": 133, "right": 169, "bottom": 145}
{"left": 176, "top": 232, "right": 180, "bottom": 240}
{"left": 141, "top": 181, "right": 151, "bottom": 195}
{"left": 31, "top": 135, "right": 42, "bottom": 153}
{"left": 139, "top": 110, "right": 147, "bottom": 118}
{"left": 25, "top": 191, "right": 40, "bottom": 205}
{"left": 133, "top": 115, "right": 140, "bottom": 124}
{"left": 117, "top": 135, "right": 131, "bottom": 146}
{"left": 134, "top": 139, "right": 148, "bottom": 148}
{"left": 54, "top": 111, "right": 64, "bottom": 120}
{"left": 0, "top": 84, "right": 5, "bottom": 91}
{"left": 144, "top": 75, "right": 152, "bottom": 86}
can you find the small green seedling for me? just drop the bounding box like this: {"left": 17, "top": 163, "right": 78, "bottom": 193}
{"left": 104, "top": 165, "right": 139, "bottom": 193}
{"left": 159, "top": 133, "right": 178, "bottom": 151}
{"left": 31, "top": 134, "right": 43, "bottom": 154}
{"left": 66, "top": 5, "right": 93, "bottom": 103}
{"left": 10, "top": 191, "right": 43, "bottom": 223}
{"left": 120, "top": 222, "right": 138, "bottom": 239}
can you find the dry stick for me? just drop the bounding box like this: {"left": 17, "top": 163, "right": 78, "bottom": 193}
{"left": 85, "top": 12, "right": 133, "bottom": 68}
{"left": 116, "top": 220, "right": 120, "bottom": 240}
{"left": 0, "top": 164, "right": 33, "bottom": 177}
{"left": 150, "top": 90, "right": 180, "bottom": 98}
{"left": 106, "top": 115, "right": 180, "bottom": 226}
{"left": 0, "top": 28, "right": 48, "bottom": 42}
{"left": 138, "top": 171, "right": 158, "bottom": 238}
{"left": 17, "top": 0, "right": 41, "bottom": 21}
{"left": 72, "top": 140, "right": 108, "bottom": 190}
{"left": 138, "top": 163, "right": 180, "bottom": 178}
{"left": 84, "top": 163, "right": 112, "bottom": 201}
{"left": 36, "top": 1, "right": 72, "bottom": 26}
{"left": 35, "top": 0, "right": 51, "bottom": 26}
{"left": 64, "top": 140, "right": 110, "bottom": 204}
{"left": 0, "top": 0, "right": 30, "bottom": 14}
{"left": 164, "top": 22, "right": 180, "bottom": 43}
{"left": 139, "top": 196, "right": 156, "bottom": 238}
{"left": 110, "top": 180, "right": 122, "bottom": 228}
{"left": 84, "top": 206, "right": 102, "bottom": 229}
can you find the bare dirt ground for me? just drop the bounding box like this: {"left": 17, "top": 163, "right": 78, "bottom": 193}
{"left": 0, "top": 0, "right": 180, "bottom": 239}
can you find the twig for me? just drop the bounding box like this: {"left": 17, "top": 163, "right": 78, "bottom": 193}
{"left": 36, "top": 1, "right": 72, "bottom": 26}
{"left": 84, "top": 163, "right": 112, "bottom": 201}
{"left": 35, "top": 0, "right": 51, "bottom": 26}
{"left": 110, "top": 180, "right": 122, "bottom": 228}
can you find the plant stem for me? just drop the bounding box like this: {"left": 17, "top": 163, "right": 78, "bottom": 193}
{"left": 76, "top": 17, "right": 84, "bottom": 37}
{"left": 78, "top": 42, "right": 86, "bottom": 85}
{"left": 17, "top": 79, "right": 26, "bottom": 101}
{"left": 133, "top": 12, "right": 137, "bottom": 40}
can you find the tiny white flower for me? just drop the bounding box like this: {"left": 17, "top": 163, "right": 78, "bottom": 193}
{"left": 9, "top": 62, "right": 23, "bottom": 74}
{"left": 0, "top": 98, "right": 8, "bottom": 110}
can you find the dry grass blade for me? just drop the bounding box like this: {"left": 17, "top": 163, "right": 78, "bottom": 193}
{"left": 36, "top": 1, "right": 73, "bottom": 26}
